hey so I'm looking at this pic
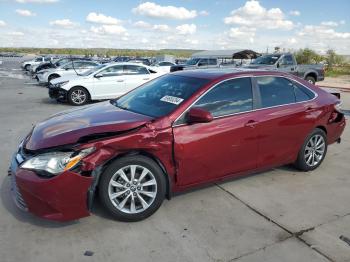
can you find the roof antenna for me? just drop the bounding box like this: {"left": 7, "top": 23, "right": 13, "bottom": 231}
{"left": 70, "top": 55, "right": 82, "bottom": 76}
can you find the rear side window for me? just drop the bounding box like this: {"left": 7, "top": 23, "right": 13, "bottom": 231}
{"left": 193, "top": 77, "right": 253, "bottom": 117}
{"left": 208, "top": 59, "right": 217, "bottom": 65}
{"left": 293, "top": 81, "right": 315, "bottom": 101}
{"left": 124, "top": 65, "right": 149, "bottom": 75}
{"left": 257, "top": 77, "right": 295, "bottom": 108}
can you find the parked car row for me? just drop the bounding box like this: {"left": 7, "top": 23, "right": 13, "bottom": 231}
{"left": 169, "top": 53, "right": 325, "bottom": 84}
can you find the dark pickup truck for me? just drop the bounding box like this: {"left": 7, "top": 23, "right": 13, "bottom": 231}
{"left": 245, "top": 53, "right": 324, "bottom": 84}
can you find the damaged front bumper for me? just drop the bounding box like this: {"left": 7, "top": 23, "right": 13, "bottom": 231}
{"left": 48, "top": 84, "right": 68, "bottom": 100}
{"left": 9, "top": 150, "right": 94, "bottom": 222}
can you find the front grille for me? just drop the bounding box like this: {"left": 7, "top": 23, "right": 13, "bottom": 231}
{"left": 10, "top": 173, "right": 28, "bottom": 211}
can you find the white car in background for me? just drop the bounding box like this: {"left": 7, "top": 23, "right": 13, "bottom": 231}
{"left": 36, "top": 60, "right": 100, "bottom": 84}
{"left": 151, "top": 61, "right": 176, "bottom": 73}
{"left": 21, "top": 56, "right": 52, "bottom": 71}
{"left": 48, "top": 63, "right": 166, "bottom": 105}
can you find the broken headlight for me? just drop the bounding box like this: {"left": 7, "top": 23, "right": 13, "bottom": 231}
{"left": 21, "top": 147, "right": 95, "bottom": 176}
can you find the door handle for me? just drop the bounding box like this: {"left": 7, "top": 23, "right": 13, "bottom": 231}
{"left": 305, "top": 106, "right": 315, "bottom": 112}
{"left": 116, "top": 80, "right": 124, "bottom": 82}
{"left": 245, "top": 120, "right": 258, "bottom": 128}
{"left": 143, "top": 78, "right": 150, "bottom": 80}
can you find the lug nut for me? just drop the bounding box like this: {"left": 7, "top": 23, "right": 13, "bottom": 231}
{"left": 133, "top": 181, "right": 137, "bottom": 185}
{"left": 137, "top": 186, "right": 141, "bottom": 190}
{"left": 126, "top": 183, "right": 130, "bottom": 187}
{"left": 127, "top": 190, "right": 130, "bottom": 194}
{"left": 133, "top": 192, "right": 137, "bottom": 196}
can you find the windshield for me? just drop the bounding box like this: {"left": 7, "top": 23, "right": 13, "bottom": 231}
{"left": 113, "top": 75, "right": 210, "bottom": 118}
{"left": 186, "top": 58, "right": 200, "bottom": 65}
{"left": 251, "top": 54, "right": 281, "bottom": 65}
{"left": 81, "top": 64, "right": 106, "bottom": 76}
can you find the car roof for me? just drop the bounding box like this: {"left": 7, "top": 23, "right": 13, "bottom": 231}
{"left": 171, "top": 68, "right": 294, "bottom": 80}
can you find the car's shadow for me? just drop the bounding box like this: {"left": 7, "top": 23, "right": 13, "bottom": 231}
{"left": 1, "top": 164, "right": 299, "bottom": 226}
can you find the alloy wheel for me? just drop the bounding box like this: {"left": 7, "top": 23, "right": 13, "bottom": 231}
{"left": 108, "top": 165, "right": 157, "bottom": 214}
{"left": 304, "top": 134, "right": 325, "bottom": 167}
{"left": 71, "top": 89, "right": 87, "bottom": 105}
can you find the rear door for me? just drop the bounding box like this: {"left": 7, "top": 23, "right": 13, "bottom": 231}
{"left": 92, "top": 64, "right": 125, "bottom": 99}
{"left": 173, "top": 77, "right": 259, "bottom": 186}
{"left": 123, "top": 65, "right": 153, "bottom": 92}
{"left": 253, "top": 76, "right": 317, "bottom": 169}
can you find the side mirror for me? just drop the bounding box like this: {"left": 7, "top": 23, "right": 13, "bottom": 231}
{"left": 187, "top": 108, "right": 213, "bottom": 124}
{"left": 94, "top": 73, "right": 103, "bottom": 78}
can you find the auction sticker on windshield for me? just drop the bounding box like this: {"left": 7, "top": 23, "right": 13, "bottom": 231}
{"left": 160, "top": 95, "right": 184, "bottom": 105}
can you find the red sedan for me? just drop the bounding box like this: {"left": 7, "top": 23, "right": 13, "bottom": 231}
{"left": 9, "top": 69, "right": 345, "bottom": 222}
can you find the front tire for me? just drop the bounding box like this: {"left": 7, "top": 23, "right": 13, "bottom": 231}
{"left": 24, "top": 64, "right": 30, "bottom": 71}
{"left": 98, "top": 156, "right": 166, "bottom": 222}
{"left": 67, "top": 86, "right": 89, "bottom": 106}
{"left": 295, "top": 128, "right": 327, "bottom": 171}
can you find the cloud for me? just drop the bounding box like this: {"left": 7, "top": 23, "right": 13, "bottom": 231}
{"left": 132, "top": 2, "right": 197, "bottom": 20}
{"left": 16, "top": 0, "right": 58, "bottom": 3}
{"left": 133, "top": 20, "right": 151, "bottom": 29}
{"left": 50, "top": 19, "right": 78, "bottom": 28}
{"left": 176, "top": 24, "right": 196, "bottom": 35}
{"left": 86, "top": 12, "right": 121, "bottom": 25}
{"left": 298, "top": 25, "right": 350, "bottom": 39}
{"left": 199, "top": 10, "right": 209, "bottom": 16}
{"left": 289, "top": 10, "right": 300, "bottom": 16}
{"left": 90, "top": 25, "right": 127, "bottom": 35}
{"left": 8, "top": 31, "right": 25, "bottom": 36}
{"left": 0, "top": 20, "right": 6, "bottom": 26}
{"left": 15, "top": 9, "right": 36, "bottom": 16}
{"left": 339, "top": 20, "right": 346, "bottom": 25}
{"left": 224, "top": 0, "right": 294, "bottom": 30}
{"left": 321, "top": 21, "right": 338, "bottom": 27}
{"left": 152, "top": 24, "right": 170, "bottom": 32}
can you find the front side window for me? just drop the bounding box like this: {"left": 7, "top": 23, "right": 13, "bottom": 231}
{"left": 124, "top": 65, "right": 149, "bottom": 75}
{"left": 198, "top": 59, "right": 208, "bottom": 66}
{"left": 280, "top": 55, "right": 294, "bottom": 66}
{"left": 193, "top": 77, "right": 253, "bottom": 117}
{"left": 114, "top": 75, "right": 209, "bottom": 118}
{"left": 251, "top": 55, "right": 281, "bottom": 65}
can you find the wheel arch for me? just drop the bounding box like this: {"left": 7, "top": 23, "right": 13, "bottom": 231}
{"left": 315, "top": 125, "right": 327, "bottom": 135}
{"left": 89, "top": 150, "right": 172, "bottom": 209}
{"left": 305, "top": 72, "right": 317, "bottom": 81}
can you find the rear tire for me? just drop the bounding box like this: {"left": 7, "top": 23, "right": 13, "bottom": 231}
{"left": 67, "top": 86, "right": 89, "bottom": 106}
{"left": 24, "top": 64, "right": 30, "bottom": 71}
{"left": 305, "top": 76, "right": 316, "bottom": 84}
{"left": 294, "top": 128, "right": 327, "bottom": 171}
{"left": 98, "top": 156, "right": 166, "bottom": 222}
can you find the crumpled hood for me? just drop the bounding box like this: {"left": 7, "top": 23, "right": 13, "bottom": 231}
{"left": 50, "top": 74, "right": 86, "bottom": 84}
{"left": 25, "top": 101, "right": 153, "bottom": 150}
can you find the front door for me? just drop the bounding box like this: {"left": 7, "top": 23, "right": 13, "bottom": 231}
{"left": 173, "top": 77, "right": 259, "bottom": 186}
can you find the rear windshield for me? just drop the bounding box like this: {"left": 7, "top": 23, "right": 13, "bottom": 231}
{"left": 113, "top": 75, "right": 209, "bottom": 118}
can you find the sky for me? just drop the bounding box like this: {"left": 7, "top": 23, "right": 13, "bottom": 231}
{"left": 0, "top": 0, "right": 349, "bottom": 54}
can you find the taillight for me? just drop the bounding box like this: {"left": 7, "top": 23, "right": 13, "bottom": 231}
{"left": 329, "top": 102, "right": 344, "bottom": 123}
{"left": 335, "top": 101, "right": 342, "bottom": 113}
